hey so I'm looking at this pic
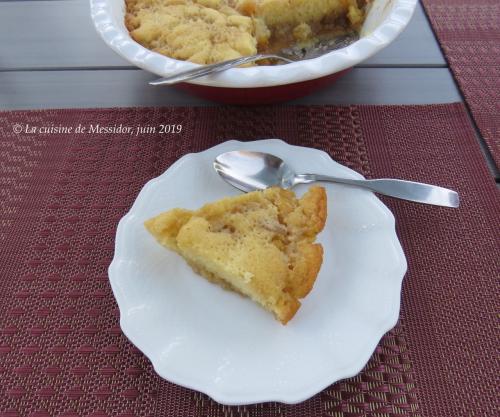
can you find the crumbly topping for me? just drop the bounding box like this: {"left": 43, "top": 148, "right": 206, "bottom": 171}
{"left": 126, "top": 0, "right": 366, "bottom": 64}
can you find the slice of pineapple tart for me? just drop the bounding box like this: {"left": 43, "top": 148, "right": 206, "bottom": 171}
{"left": 144, "top": 186, "right": 327, "bottom": 324}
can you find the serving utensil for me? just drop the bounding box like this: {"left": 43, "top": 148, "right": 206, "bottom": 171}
{"left": 150, "top": 34, "right": 358, "bottom": 86}
{"left": 214, "top": 150, "right": 460, "bottom": 208}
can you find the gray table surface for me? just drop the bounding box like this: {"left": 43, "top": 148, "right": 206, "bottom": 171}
{"left": 0, "top": 0, "right": 456, "bottom": 107}
{"left": 0, "top": 0, "right": 497, "bottom": 177}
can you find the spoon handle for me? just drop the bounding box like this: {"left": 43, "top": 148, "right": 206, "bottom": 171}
{"left": 149, "top": 55, "right": 293, "bottom": 86}
{"left": 296, "top": 174, "right": 459, "bottom": 208}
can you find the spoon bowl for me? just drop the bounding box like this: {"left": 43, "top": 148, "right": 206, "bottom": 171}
{"left": 214, "top": 151, "right": 297, "bottom": 191}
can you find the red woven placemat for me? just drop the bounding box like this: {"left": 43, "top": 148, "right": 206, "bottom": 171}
{"left": 421, "top": 0, "right": 500, "bottom": 168}
{"left": 0, "top": 104, "right": 497, "bottom": 417}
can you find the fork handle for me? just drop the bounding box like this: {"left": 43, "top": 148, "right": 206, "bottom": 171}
{"left": 296, "top": 174, "right": 460, "bottom": 208}
{"left": 149, "top": 55, "right": 293, "bottom": 86}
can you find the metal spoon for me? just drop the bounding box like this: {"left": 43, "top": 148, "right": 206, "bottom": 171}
{"left": 213, "top": 150, "right": 460, "bottom": 208}
{"left": 150, "top": 34, "right": 359, "bottom": 86}
{"left": 149, "top": 54, "right": 293, "bottom": 86}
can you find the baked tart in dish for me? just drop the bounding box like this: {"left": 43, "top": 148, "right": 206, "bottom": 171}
{"left": 125, "top": 0, "right": 369, "bottom": 64}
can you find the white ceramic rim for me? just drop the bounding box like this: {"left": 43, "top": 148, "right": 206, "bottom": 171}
{"left": 90, "top": 0, "right": 417, "bottom": 88}
{"left": 108, "top": 139, "right": 408, "bottom": 405}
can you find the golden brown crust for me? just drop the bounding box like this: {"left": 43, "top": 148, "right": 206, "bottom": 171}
{"left": 286, "top": 186, "right": 327, "bottom": 237}
{"left": 144, "top": 208, "right": 193, "bottom": 251}
{"left": 125, "top": 0, "right": 367, "bottom": 64}
{"left": 124, "top": 0, "right": 258, "bottom": 65}
{"left": 275, "top": 295, "right": 301, "bottom": 325}
{"left": 303, "top": 186, "right": 328, "bottom": 234}
{"left": 287, "top": 242, "right": 324, "bottom": 299}
{"left": 144, "top": 186, "right": 327, "bottom": 324}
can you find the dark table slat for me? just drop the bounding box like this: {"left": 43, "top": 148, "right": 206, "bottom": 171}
{"left": 0, "top": 1, "right": 445, "bottom": 71}
{"left": 0, "top": 68, "right": 461, "bottom": 109}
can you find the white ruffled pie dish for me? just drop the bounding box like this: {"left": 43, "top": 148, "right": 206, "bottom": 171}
{"left": 90, "top": 0, "right": 417, "bottom": 88}
{"left": 109, "top": 139, "right": 407, "bottom": 405}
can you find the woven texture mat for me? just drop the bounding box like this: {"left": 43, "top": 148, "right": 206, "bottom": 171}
{"left": 421, "top": 0, "right": 500, "bottom": 168}
{"left": 0, "top": 104, "right": 497, "bottom": 417}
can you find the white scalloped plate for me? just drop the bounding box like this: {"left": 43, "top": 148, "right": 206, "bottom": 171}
{"left": 109, "top": 139, "right": 407, "bottom": 405}
{"left": 90, "top": 0, "right": 417, "bottom": 88}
